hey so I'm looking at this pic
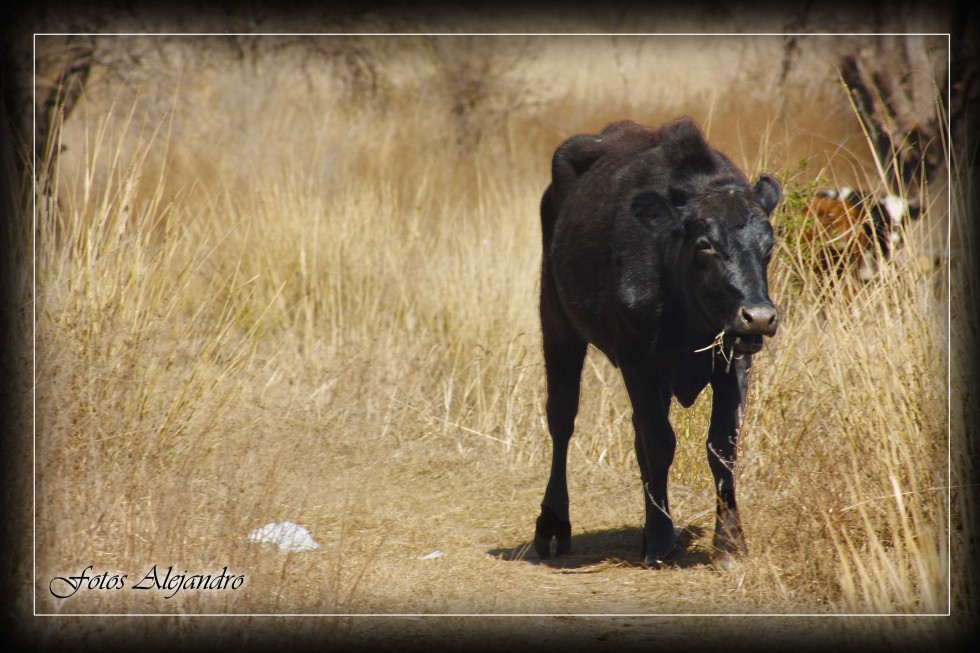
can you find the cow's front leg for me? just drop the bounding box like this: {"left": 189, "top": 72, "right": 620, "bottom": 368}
{"left": 535, "top": 377, "right": 580, "bottom": 557}
{"left": 535, "top": 306, "right": 586, "bottom": 558}
{"left": 707, "top": 354, "right": 752, "bottom": 564}
{"left": 623, "top": 365, "right": 678, "bottom": 565}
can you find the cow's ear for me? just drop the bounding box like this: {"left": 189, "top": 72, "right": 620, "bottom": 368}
{"left": 630, "top": 189, "right": 675, "bottom": 228}
{"left": 753, "top": 175, "right": 781, "bottom": 216}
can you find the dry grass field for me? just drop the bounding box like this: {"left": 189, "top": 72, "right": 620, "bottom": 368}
{"left": 19, "top": 28, "right": 973, "bottom": 649}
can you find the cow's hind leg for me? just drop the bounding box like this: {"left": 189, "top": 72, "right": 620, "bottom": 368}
{"left": 534, "top": 314, "right": 586, "bottom": 558}
{"left": 622, "top": 364, "right": 678, "bottom": 565}
{"left": 707, "top": 355, "right": 752, "bottom": 565}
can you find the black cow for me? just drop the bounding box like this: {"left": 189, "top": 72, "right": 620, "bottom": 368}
{"left": 534, "top": 118, "right": 781, "bottom": 566}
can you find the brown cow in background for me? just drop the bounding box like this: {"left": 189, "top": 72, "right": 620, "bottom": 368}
{"left": 801, "top": 188, "right": 920, "bottom": 283}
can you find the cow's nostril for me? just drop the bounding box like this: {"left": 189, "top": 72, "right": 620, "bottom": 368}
{"left": 738, "top": 305, "right": 777, "bottom": 336}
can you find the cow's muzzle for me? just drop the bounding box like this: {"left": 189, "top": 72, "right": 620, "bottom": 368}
{"left": 737, "top": 304, "right": 778, "bottom": 336}
{"left": 730, "top": 304, "right": 777, "bottom": 354}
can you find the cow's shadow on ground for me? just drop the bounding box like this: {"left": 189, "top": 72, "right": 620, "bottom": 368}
{"left": 488, "top": 524, "right": 712, "bottom": 570}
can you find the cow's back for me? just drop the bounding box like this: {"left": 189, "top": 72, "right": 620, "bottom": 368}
{"left": 545, "top": 118, "right": 742, "bottom": 230}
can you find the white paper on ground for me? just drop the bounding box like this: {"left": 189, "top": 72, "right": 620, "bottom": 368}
{"left": 247, "top": 521, "right": 319, "bottom": 552}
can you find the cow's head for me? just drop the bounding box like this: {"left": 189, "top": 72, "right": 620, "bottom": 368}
{"left": 635, "top": 174, "right": 780, "bottom": 355}
{"left": 686, "top": 175, "right": 780, "bottom": 354}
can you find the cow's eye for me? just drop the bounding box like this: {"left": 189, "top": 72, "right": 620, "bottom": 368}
{"left": 695, "top": 237, "right": 715, "bottom": 254}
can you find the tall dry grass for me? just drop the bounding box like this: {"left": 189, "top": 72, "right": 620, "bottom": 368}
{"left": 27, "top": 34, "right": 964, "bottom": 642}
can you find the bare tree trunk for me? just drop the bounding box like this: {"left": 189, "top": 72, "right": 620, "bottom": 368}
{"left": 35, "top": 35, "right": 95, "bottom": 194}
{"left": 838, "top": 34, "right": 949, "bottom": 194}
{"left": 775, "top": 3, "right": 975, "bottom": 197}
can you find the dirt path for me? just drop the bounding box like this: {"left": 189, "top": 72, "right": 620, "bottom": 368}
{"left": 262, "top": 414, "right": 799, "bottom": 616}
{"left": 213, "top": 421, "right": 935, "bottom": 649}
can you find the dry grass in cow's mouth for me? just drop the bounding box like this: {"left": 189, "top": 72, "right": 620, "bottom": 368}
{"left": 692, "top": 329, "right": 727, "bottom": 355}
{"left": 692, "top": 331, "right": 766, "bottom": 368}
{"left": 731, "top": 333, "right": 765, "bottom": 355}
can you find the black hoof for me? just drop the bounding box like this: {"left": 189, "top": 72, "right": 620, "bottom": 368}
{"left": 534, "top": 507, "right": 571, "bottom": 558}
{"left": 643, "top": 547, "right": 677, "bottom": 566}
{"left": 642, "top": 528, "right": 679, "bottom": 566}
